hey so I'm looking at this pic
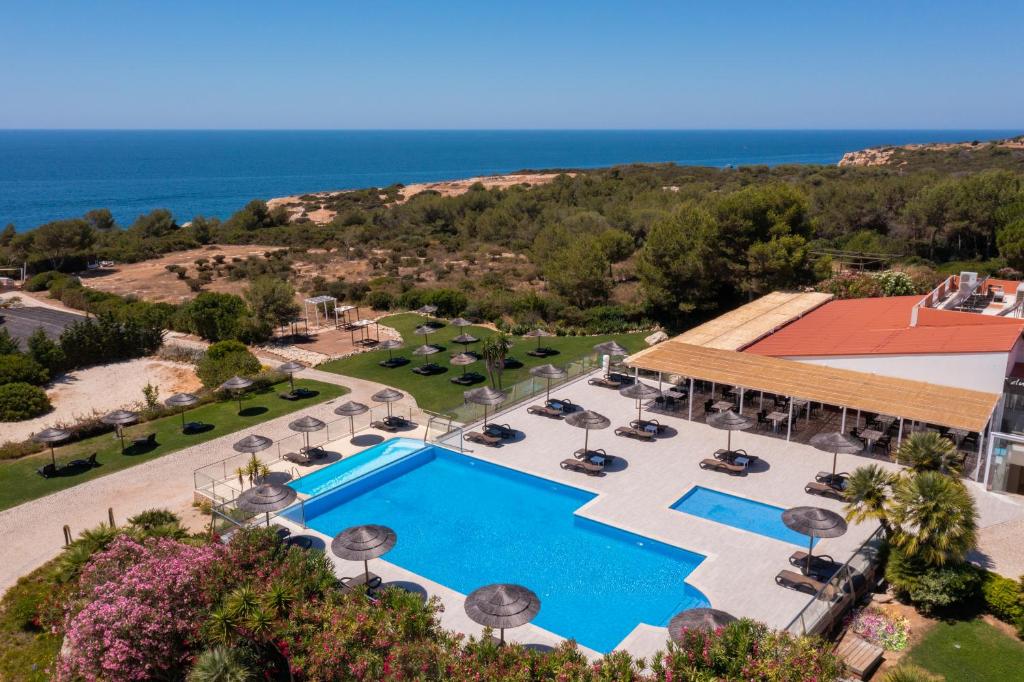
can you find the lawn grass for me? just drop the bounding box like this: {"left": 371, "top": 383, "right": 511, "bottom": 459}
{"left": 904, "top": 618, "right": 1024, "bottom": 682}
{"left": 318, "top": 313, "right": 648, "bottom": 414}
{"left": 0, "top": 378, "right": 346, "bottom": 512}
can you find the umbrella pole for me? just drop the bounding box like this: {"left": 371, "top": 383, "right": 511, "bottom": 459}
{"left": 364, "top": 559, "right": 370, "bottom": 584}
{"left": 637, "top": 399, "right": 643, "bottom": 424}
{"left": 584, "top": 429, "right": 590, "bottom": 453}
{"left": 350, "top": 415, "right": 355, "bottom": 437}
{"left": 546, "top": 378, "right": 551, "bottom": 402}
{"left": 500, "top": 627, "right": 505, "bottom": 645}
{"left": 483, "top": 405, "right": 488, "bottom": 427}
{"left": 265, "top": 512, "right": 271, "bottom": 528}
{"left": 289, "top": 373, "right": 296, "bottom": 393}
{"left": 50, "top": 444, "right": 56, "bottom": 468}
{"left": 118, "top": 427, "right": 126, "bottom": 454}
{"left": 831, "top": 450, "right": 838, "bottom": 478}
{"left": 181, "top": 408, "right": 187, "bottom": 430}
{"left": 806, "top": 535, "right": 813, "bottom": 574}
{"left": 726, "top": 431, "right": 731, "bottom": 452}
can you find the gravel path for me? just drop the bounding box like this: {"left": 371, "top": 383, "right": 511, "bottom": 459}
{"left": 0, "top": 368, "right": 416, "bottom": 595}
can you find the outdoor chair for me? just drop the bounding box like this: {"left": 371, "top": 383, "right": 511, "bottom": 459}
{"left": 384, "top": 415, "right": 409, "bottom": 428}
{"left": 466, "top": 431, "right": 502, "bottom": 447}
{"left": 526, "top": 347, "right": 556, "bottom": 358}
{"left": 483, "top": 423, "right": 515, "bottom": 440}
{"left": 36, "top": 463, "right": 57, "bottom": 478}
{"left": 588, "top": 375, "right": 622, "bottom": 389}
{"left": 527, "top": 404, "right": 562, "bottom": 418}
{"left": 279, "top": 390, "right": 301, "bottom": 401}
{"left": 698, "top": 458, "right": 746, "bottom": 475}
{"left": 775, "top": 569, "right": 835, "bottom": 598}
{"left": 131, "top": 432, "right": 157, "bottom": 449}
{"left": 412, "top": 363, "right": 443, "bottom": 376}
{"left": 874, "top": 435, "right": 892, "bottom": 455}
{"left": 789, "top": 551, "right": 840, "bottom": 577}
{"left": 284, "top": 451, "right": 311, "bottom": 465}
{"left": 340, "top": 575, "right": 382, "bottom": 597}
{"left": 805, "top": 481, "right": 844, "bottom": 500}
{"left": 703, "top": 399, "right": 716, "bottom": 414}
{"left": 67, "top": 452, "right": 98, "bottom": 470}
{"left": 559, "top": 458, "right": 604, "bottom": 476}
{"left": 546, "top": 398, "right": 574, "bottom": 413}
{"left": 756, "top": 410, "right": 770, "bottom": 430}
{"left": 372, "top": 420, "right": 399, "bottom": 432}
{"left": 615, "top": 425, "right": 655, "bottom": 441}
{"left": 630, "top": 418, "right": 666, "bottom": 433}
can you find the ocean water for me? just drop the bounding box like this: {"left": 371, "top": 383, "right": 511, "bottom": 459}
{"left": 292, "top": 444, "right": 709, "bottom": 652}
{"left": 1, "top": 129, "right": 1019, "bottom": 230}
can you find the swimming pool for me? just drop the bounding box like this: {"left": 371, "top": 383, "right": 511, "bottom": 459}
{"left": 288, "top": 442, "right": 709, "bottom": 652}
{"left": 671, "top": 486, "right": 815, "bottom": 548}
{"left": 288, "top": 437, "right": 427, "bottom": 496}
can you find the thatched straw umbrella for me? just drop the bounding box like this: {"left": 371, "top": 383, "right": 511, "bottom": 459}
{"left": 331, "top": 524, "right": 397, "bottom": 584}
{"left": 809, "top": 431, "right": 864, "bottom": 480}
{"left": 32, "top": 427, "right": 70, "bottom": 468}
{"left": 101, "top": 410, "right": 139, "bottom": 453}
{"left": 334, "top": 401, "right": 370, "bottom": 436}
{"left": 523, "top": 328, "right": 554, "bottom": 353}
{"left": 371, "top": 388, "right": 404, "bottom": 419}
{"left": 706, "top": 409, "right": 754, "bottom": 453}
{"left": 220, "top": 375, "right": 254, "bottom": 414}
{"left": 236, "top": 482, "right": 296, "bottom": 527}
{"left": 412, "top": 344, "right": 440, "bottom": 369}
{"left": 450, "top": 352, "right": 478, "bottom": 377}
{"left": 378, "top": 338, "right": 404, "bottom": 364}
{"left": 619, "top": 382, "right": 662, "bottom": 424}
{"left": 288, "top": 415, "right": 326, "bottom": 452}
{"left": 782, "top": 506, "right": 848, "bottom": 574}
{"left": 414, "top": 325, "right": 436, "bottom": 346}
{"left": 529, "top": 363, "right": 567, "bottom": 402}
{"left": 232, "top": 434, "right": 273, "bottom": 454}
{"left": 165, "top": 392, "right": 199, "bottom": 431}
{"left": 464, "top": 386, "right": 507, "bottom": 426}
{"left": 277, "top": 361, "right": 305, "bottom": 393}
{"left": 565, "top": 410, "right": 611, "bottom": 454}
{"left": 464, "top": 584, "right": 540, "bottom": 645}
{"left": 593, "top": 340, "right": 629, "bottom": 357}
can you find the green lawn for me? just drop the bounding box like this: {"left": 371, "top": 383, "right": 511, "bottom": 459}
{"left": 318, "top": 313, "right": 648, "bottom": 414}
{"left": 905, "top": 619, "right": 1024, "bottom": 682}
{"left": 0, "top": 378, "right": 346, "bottom": 511}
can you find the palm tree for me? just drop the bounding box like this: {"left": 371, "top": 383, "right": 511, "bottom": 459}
{"left": 187, "top": 646, "right": 253, "bottom": 682}
{"left": 481, "top": 332, "right": 513, "bottom": 389}
{"left": 895, "top": 431, "right": 961, "bottom": 475}
{"left": 842, "top": 465, "right": 897, "bottom": 536}
{"left": 889, "top": 471, "right": 978, "bottom": 566}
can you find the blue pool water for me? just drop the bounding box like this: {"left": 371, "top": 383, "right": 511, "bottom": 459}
{"left": 671, "top": 486, "right": 815, "bottom": 548}
{"left": 288, "top": 437, "right": 427, "bottom": 497}
{"left": 288, "top": 443, "right": 709, "bottom": 652}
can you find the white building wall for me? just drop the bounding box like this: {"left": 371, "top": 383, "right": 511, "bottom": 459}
{"left": 782, "top": 352, "right": 1010, "bottom": 394}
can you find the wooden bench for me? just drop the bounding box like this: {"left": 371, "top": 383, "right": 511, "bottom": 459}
{"left": 835, "top": 634, "right": 883, "bottom": 680}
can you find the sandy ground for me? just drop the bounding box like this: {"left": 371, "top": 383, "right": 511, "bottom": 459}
{"left": 268, "top": 172, "right": 571, "bottom": 224}
{"left": 79, "top": 245, "right": 282, "bottom": 304}
{"left": 1, "top": 358, "right": 202, "bottom": 443}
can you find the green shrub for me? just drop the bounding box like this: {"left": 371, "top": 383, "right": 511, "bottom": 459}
{"left": 883, "top": 664, "right": 942, "bottom": 682}
{"left": 0, "top": 328, "right": 20, "bottom": 355}
{"left": 26, "top": 328, "right": 66, "bottom": 375}
{"left": 982, "top": 572, "right": 1024, "bottom": 624}
{"left": 0, "top": 382, "right": 51, "bottom": 421}
{"left": 0, "top": 438, "right": 45, "bottom": 460}
{"left": 0, "top": 354, "right": 48, "bottom": 386}
{"left": 364, "top": 289, "right": 394, "bottom": 310}
{"left": 23, "top": 270, "right": 65, "bottom": 292}
{"left": 888, "top": 548, "right": 983, "bottom": 615}
{"left": 127, "top": 509, "right": 181, "bottom": 531}
{"left": 196, "top": 341, "right": 261, "bottom": 389}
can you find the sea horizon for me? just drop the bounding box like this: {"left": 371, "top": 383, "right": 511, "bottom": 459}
{"left": 2, "top": 128, "right": 1021, "bottom": 230}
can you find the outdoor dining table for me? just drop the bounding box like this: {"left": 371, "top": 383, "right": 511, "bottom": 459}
{"left": 766, "top": 411, "right": 788, "bottom": 432}
{"left": 713, "top": 400, "right": 735, "bottom": 412}
{"left": 859, "top": 429, "right": 884, "bottom": 452}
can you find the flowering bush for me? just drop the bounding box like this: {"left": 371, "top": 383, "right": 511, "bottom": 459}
{"left": 55, "top": 536, "right": 224, "bottom": 682}
{"left": 848, "top": 607, "right": 910, "bottom": 651}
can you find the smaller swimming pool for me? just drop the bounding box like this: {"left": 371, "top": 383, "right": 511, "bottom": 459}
{"left": 289, "top": 437, "right": 427, "bottom": 496}
{"left": 671, "top": 486, "right": 815, "bottom": 547}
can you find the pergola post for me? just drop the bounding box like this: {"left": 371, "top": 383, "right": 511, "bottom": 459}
{"left": 841, "top": 407, "right": 847, "bottom": 432}
{"left": 897, "top": 418, "right": 904, "bottom": 447}
{"left": 738, "top": 388, "right": 744, "bottom": 415}
{"left": 759, "top": 391, "right": 764, "bottom": 410}
{"left": 983, "top": 430, "right": 996, "bottom": 488}
{"left": 688, "top": 378, "right": 695, "bottom": 421}
{"left": 786, "top": 399, "right": 794, "bottom": 441}
{"left": 974, "top": 417, "right": 989, "bottom": 481}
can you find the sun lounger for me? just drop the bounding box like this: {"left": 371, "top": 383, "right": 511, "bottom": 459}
{"left": 378, "top": 357, "right": 409, "bottom": 368}
{"left": 630, "top": 418, "right": 666, "bottom": 433}
{"left": 131, "top": 432, "right": 157, "bottom": 449}
{"left": 805, "top": 481, "right": 845, "bottom": 500}
{"left": 68, "top": 452, "right": 98, "bottom": 470}
{"left": 36, "top": 463, "right": 57, "bottom": 478}
{"left": 182, "top": 421, "right": 206, "bottom": 434}
{"left": 588, "top": 375, "right": 622, "bottom": 389}
{"left": 300, "top": 444, "right": 326, "bottom": 459}
{"left": 789, "top": 551, "right": 840, "bottom": 577}
{"left": 528, "top": 404, "right": 562, "bottom": 418}
{"left": 814, "top": 471, "right": 849, "bottom": 486}
{"left": 574, "top": 448, "right": 613, "bottom": 463}
{"left": 340, "top": 575, "right": 382, "bottom": 597}
{"left": 284, "top": 451, "right": 311, "bottom": 465}
{"left": 484, "top": 423, "right": 515, "bottom": 439}
{"left": 615, "top": 425, "right": 655, "bottom": 441}
{"left": 713, "top": 448, "right": 757, "bottom": 464}
{"left": 835, "top": 635, "right": 884, "bottom": 680}
{"left": 546, "top": 398, "right": 574, "bottom": 412}
{"left": 699, "top": 458, "right": 746, "bottom": 475}
{"left": 466, "top": 431, "right": 502, "bottom": 446}
{"left": 775, "top": 570, "right": 836, "bottom": 598}
{"left": 560, "top": 458, "right": 604, "bottom": 475}
{"left": 372, "top": 420, "right": 399, "bottom": 432}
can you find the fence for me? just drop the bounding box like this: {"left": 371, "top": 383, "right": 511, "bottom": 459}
{"left": 192, "top": 402, "right": 433, "bottom": 505}
{"left": 785, "top": 526, "right": 886, "bottom": 637}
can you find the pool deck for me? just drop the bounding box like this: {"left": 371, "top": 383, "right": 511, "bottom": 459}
{"left": 272, "top": 370, "right": 907, "bottom": 659}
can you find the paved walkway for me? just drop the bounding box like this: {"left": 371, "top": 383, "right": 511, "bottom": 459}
{"left": 0, "top": 367, "right": 415, "bottom": 595}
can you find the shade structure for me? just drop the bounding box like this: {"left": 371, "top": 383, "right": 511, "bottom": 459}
{"left": 450, "top": 352, "right": 477, "bottom": 376}
{"left": 412, "top": 344, "right": 440, "bottom": 368}
{"left": 464, "top": 386, "right": 507, "bottom": 426}
{"left": 372, "top": 387, "right": 404, "bottom": 419}
{"left": 233, "top": 433, "right": 273, "bottom": 454}
{"left": 452, "top": 333, "right": 479, "bottom": 348}
{"left": 278, "top": 361, "right": 305, "bottom": 392}
{"left": 334, "top": 401, "right": 370, "bottom": 436}
{"left": 415, "top": 304, "right": 438, "bottom": 315}
{"left": 289, "top": 415, "right": 326, "bottom": 451}
{"left": 450, "top": 317, "right": 473, "bottom": 327}
{"left": 464, "top": 583, "right": 540, "bottom": 644}
{"left": 565, "top": 409, "right": 611, "bottom": 453}
{"left": 529, "top": 363, "right": 567, "bottom": 401}
{"left": 32, "top": 427, "right": 70, "bottom": 468}
{"left": 619, "top": 382, "right": 662, "bottom": 423}
{"left": 809, "top": 431, "right": 864, "bottom": 478}
{"left": 378, "top": 338, "right": 404, "bottom": 362}
{"left": 707, "top": 409, "right": 754, "bottom": 453}
{"left": 782, "top": 506, "right": 849, "bottom": 575}
{"left": 165, "top": 392, "right": 199, "bottom": 430}
{"left": 220, "top": 375, "right": 255, "bottom": 413}
{"left": 593, "top": 340, "right": 629, "bottom": 357}
{"left": 236, "top": 482, "right": 297, "bottom": 527}
{"left": 523, "top": 328, "right": 554, "bottom": 352}
{"left": 414, "top": 325, "right": 435, "bottom": 344}
{"left": 668, "top": 609, "right": 738, "bottom": 641}
{"left": 331, "top": 524, "right": 397, "bottom": 583}
{"left": 101, "top": 410, "right": 139, "bottom": 453}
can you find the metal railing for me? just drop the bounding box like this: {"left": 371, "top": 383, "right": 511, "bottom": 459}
{"left": 785, "top": 525, "right": 886, "bottom": 637}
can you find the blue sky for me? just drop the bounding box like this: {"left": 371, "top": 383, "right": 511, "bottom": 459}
{"left": 1, "top": 1, "right": 1022, "bottom": 129}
